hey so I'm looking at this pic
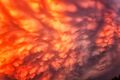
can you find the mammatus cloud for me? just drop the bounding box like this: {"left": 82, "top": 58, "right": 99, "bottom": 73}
{"left": 0, "top": 0, "right": 120, "bottom": 80}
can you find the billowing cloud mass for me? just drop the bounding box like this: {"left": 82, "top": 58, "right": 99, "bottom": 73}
{"left": 0, "top": 0, "right": 120, "bottom": 80}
